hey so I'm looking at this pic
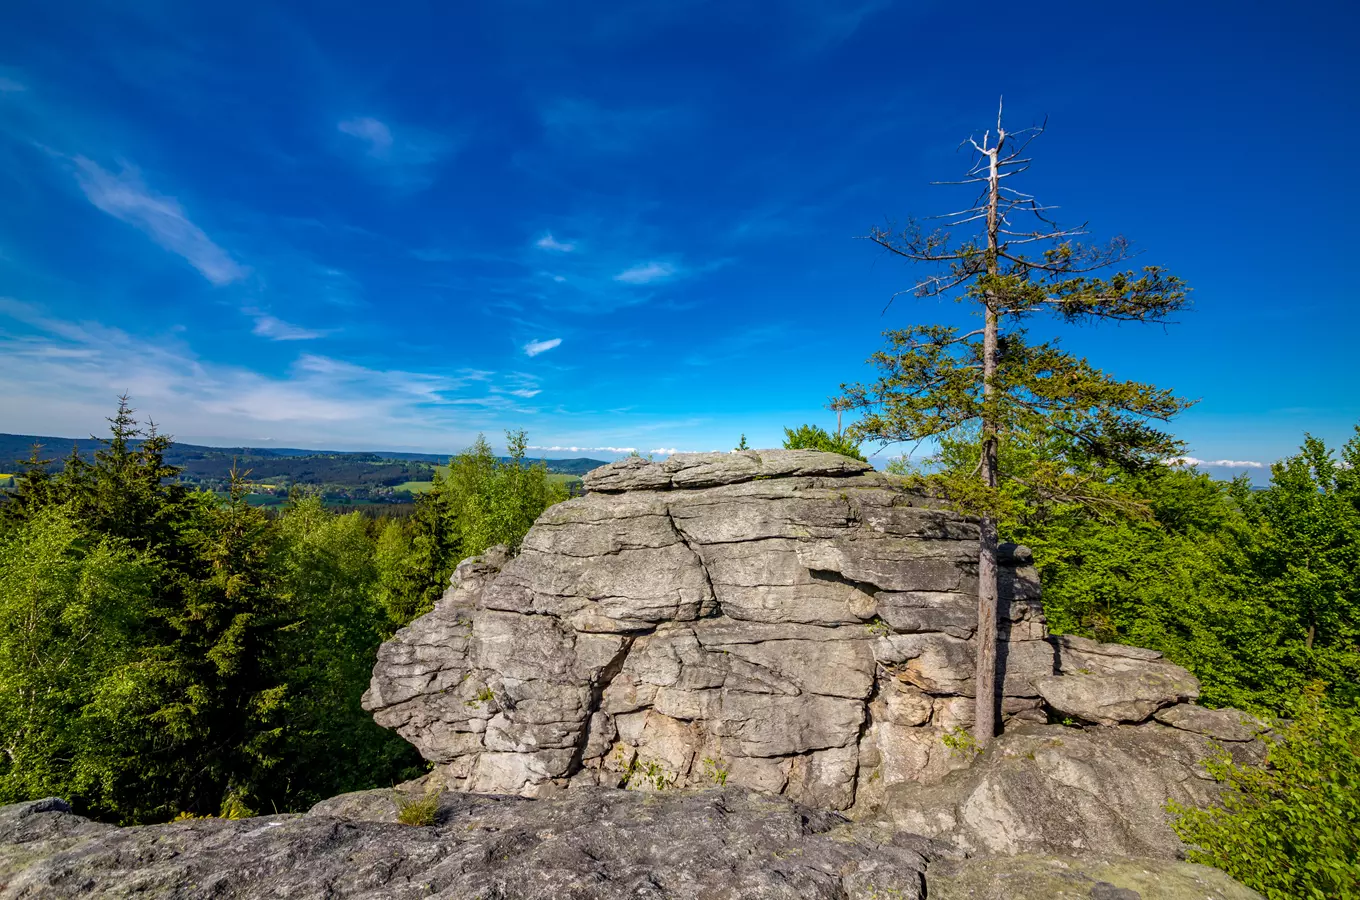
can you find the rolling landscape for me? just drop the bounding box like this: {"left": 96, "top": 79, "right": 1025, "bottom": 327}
{"left": 0, "top": 2, "right": 1355, "bottom": 899}
{"left": 0, "top": 433, "right": 602, "bottom": 508}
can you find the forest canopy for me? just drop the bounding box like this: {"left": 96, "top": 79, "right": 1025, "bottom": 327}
{"left": 0, "top": 400, "right": 564, "bottom": 823}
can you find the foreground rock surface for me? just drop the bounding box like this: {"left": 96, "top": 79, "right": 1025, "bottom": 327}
{"left": 885, "top": 721, "right": 1265, "bottom": 859}
{"left": 0, "top": 792, "right": 1261, "bottom": 900}
{"left": 928, "top": 854, "right": 1260, "bottom": 900}
{"left": 0, "top": 790, "right": 928, "bottom": 900}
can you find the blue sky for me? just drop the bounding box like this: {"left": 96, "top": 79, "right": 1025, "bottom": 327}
{"left": 1, "top": 1, "right": 1356, "bottom": 476}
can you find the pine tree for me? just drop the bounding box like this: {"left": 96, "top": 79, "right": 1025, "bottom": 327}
{"left": 0, "top": 444, "right": 57, "bottom": 526}
{"left": 840, "top": 103, "right": 1192, "bottom": 745}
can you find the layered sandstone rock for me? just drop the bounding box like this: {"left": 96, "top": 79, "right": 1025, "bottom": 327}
{"left": 363, "top": 450, "right": 1199, "bottom": 811}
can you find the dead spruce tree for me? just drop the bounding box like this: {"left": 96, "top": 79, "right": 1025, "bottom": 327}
{"left": 839, "top": 103, "right": 1192, "bottom": 746}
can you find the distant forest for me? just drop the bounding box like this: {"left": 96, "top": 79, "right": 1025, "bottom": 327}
{"left": 0, "top": 433, "right": 606, "bottom": 507}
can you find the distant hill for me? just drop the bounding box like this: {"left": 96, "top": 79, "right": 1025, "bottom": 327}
{"left": 0, "top": 433, "right": 609, "bottom": 485}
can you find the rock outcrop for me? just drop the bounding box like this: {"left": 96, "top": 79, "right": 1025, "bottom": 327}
{"left": 363, "top": 451, "right": 1051, "bottom": 808}
{"left": 883, "top": 719, "right": 1266, "bottom": 859}
{"left": 0, "top": 792, "right": 1262, "bottom": 900}
{"left": 362, "top": 450, "right": 1209, "bottom": 818}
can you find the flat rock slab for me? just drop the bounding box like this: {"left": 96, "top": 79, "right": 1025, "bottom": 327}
{"left": 584, "top": 450, "right": 873, "bottom": 492}
{"left": 928, "top": 853, "right": 1262, "bottom": 900}
{"left": 0, "top": 790, "right": 935, "bottom": 900}
{"left": 1153, "top": 704, "right": 1268, "bottom": 743}
{"left": 1037, "top": 663, "right": 1199, "bottom": 726}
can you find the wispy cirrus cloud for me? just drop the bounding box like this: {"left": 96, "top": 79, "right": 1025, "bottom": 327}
{"left": 614, "top": 261, "right": 677, "bottom": 284}
{"left": 336, "top": 116, "right": 454, "bottom": 190}
{"left": 523, "top": 337, "right": 562, "bottom": 356}
{"left": 70, "top": 157, "right": 248, "bottom": 286}
{"left": 529, "top": 444, "right": 638, "bottom": 454}
{"left": 535, "top": 233, "right": 576, "bottom": 252}
{"left": 0, "top": 299, "right": 538, "bottom": 450}
{"left": 338, "top": 117, "right": 394, "bottom": 157}
{"left": 246, "top": 309, "right": 326, "bottom": 341}
{"left": 1170, "top": 456, "right": 1265, "bottom": 469}
{"left": 0, "top": 77, "right": 25, "bottom": 92}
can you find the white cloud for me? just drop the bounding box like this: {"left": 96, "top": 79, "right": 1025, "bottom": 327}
{"left": 247, "top": 310, "right": 325, "bottom": 341}
{"left": 1169, "top": 456, "right": 1266, "bottom": 469}
{"left": 614, "top": 261, "right": 677, "bottom": 284}
{"left": 0, "top": 77, "right": 25, "bottom": 92}
{"left": 535, "top": 233, "right": 576, "bottom": 253}
{"left": 336, "top": 116, "right": 453, "bottom": 190}
{"left": 0, "top": 299, "right": 540, "bottom": 451}
{"left": 650, "top": 447, "right": 679, "bottom": 455}
{"left": 71, "top": 157, "right": 248, "bottom": 286}
{"left": 508, "top": 388, "right": 541, "bottom": 398}
{"left": 523, "top": 337, "right": 562, "bottom": 357}
{"left": 529, "top": 445, "right": 637, "bottom": 454}
{"left": 337, "top": 117, "right": 394, "bottom": 158}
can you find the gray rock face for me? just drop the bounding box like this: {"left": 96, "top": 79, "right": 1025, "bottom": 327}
{"left": 364, "top": 453, "right": 1053, "bottom": 808}
{"left": 883, "top": 722, "right": 1266, "bottom": 860}
{"left": 0, "top": 793, "right": 1262, "bottom": 900}
{"left": 1154, "top": 704, "right": 1269, "bottom": 743}
{"left": 1039, "top": 635, "right": 1201, "bottom": 726}
{"left": 928, "top": 853, "right": 1262, "bottom": 900}
{"left": 0, "top": 791, "right": 938, "bottom": 900}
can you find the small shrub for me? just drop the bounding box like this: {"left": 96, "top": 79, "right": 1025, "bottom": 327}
{"left": 865, "top": 617, "right": 892, "bottom": 637}
{"left": 219, "top": 794, "right": 256, "bottom": 820}
{"left": 396, "top": 789, "right": 441, "bottom": 826}
{"left": 620, "top": 756, "right": 676, "bottom": 791}
{"left": 702, "top": 757, "right": 729, "bottom": 786}
{"left": 941, "top": 726, "right": 981, "bottom": 760}
{"left": 465, "top": 685, "right": 496, "bottom": 709}
{"left": 1169, "top": 685, "right": 1360, "bottom": 900}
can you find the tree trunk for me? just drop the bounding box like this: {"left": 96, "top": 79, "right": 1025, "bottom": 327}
{"left": 973, "top": 128, "right": 1003, "bottom": 748}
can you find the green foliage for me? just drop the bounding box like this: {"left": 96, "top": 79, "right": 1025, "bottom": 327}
{"left": 0, "top": 401, "right": 424, "bottom": 823}
{"left": 735, "top": 434, "right": 749, "bottom": 451}
{"left": 1170, "top": 686, "right": 1360, "bottom": 900}
{"left": 632, "top": 761, "right": 675, "bottom": 791}
{"left": 782, "top": 424, "right": 866, "bottom": 461}
{"left": 941, "top": 726, "right": 981, "bottom": 760}
{"left": 917, "top": 426, "right": 1360, "bottom": 716}
{"left": 1243, "top": 433, "right": 1360, "bottom": 707}
{"left": 395, "top": 788, "right": 441, "bottom": 826}
{"left": 0, "top": 506, "right": 158, "bottom": 816}
{"left": 701, "top": 757, "right": 729, "bottom": 786}
{"left": 263, "top": 496, "right": 425, "bottom": 807}
{"left": 385, "top": 431, "right": 568, "bottom": 623}
{"left": 864, "top": 616, "right": 891, "bottom": 636}
{"left": 0, "top": 404, "right": 573, "bottom": 823}
{"left": 839, "top": 119, "right": 1191, "bottom": 522}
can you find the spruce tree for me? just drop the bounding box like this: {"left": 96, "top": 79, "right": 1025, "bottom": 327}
{"left": 840, "top": 103, "right": 1192, "bottom": 745}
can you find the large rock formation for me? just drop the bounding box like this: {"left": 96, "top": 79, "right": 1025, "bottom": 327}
{"left": 0, "top": 791, "right": 1262, "bottom": 900}
{"left": 362, "top": 450, "right": 1202, "bottom": 815}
